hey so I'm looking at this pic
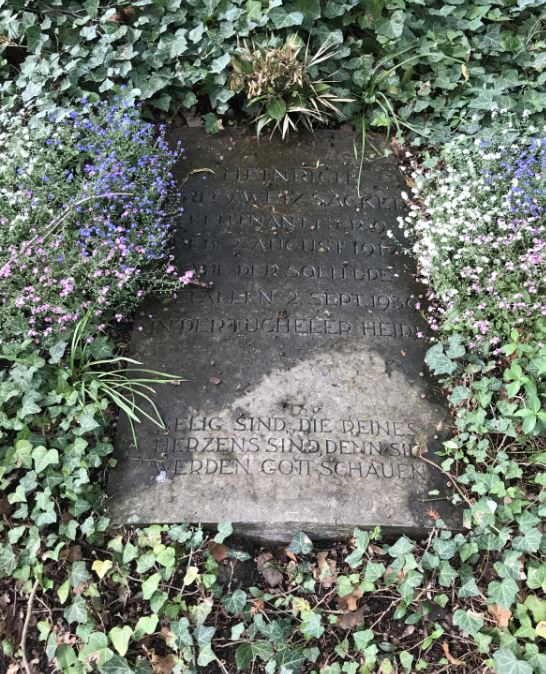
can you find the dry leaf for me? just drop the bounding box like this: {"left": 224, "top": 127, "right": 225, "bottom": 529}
{"left": 256, "top": 552, "right": 283, "bottom": 587}
{"left": 336, "top": 586, "right": 363, "bottom": 612}
{"left": 488, "top": 603, "right": 512, "bottom": 629}
{"left": 207, "top": 541, "right": 228, "bottom": 562}
{"left": 151, "top": 653, "right": 177, "bottom": 674}
{"left": 442, "top": 641, "right": 464, "bottom": 666}
{"left": 338, "top": 606, "right": 367, "bottom": 629}
{"left": 251, "top": 599, "right": 264, "bottom": 615}
{"left": 461, "top": 63, "right": 469, "bottom": 81}
{"left": 286, "top": 549, "right": 297, "bottom": 563}
{"left": 315, "top": 552, "right": 337, "bottom": 588}
{"left": 60, "top": 545, "right": 82, "bottom": 562}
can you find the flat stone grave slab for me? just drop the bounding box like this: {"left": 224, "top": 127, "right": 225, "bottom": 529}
{"left": 108, "top": 129, "right": 455, "bottom": 542}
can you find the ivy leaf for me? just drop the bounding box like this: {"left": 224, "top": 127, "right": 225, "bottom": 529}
{"left": 487, "top": 578, "right": 519, "bottom": 609}
{"left": 288, "top": 531, "right": 313, "bottom": 555}
{"left": 133, "top": 615, "right": 158, "bottom": 640}
{"left": 64, "top": 596, "right": 88, "bottom": 624}
{"left": 98, "top": 654, "right": 134, "bottom": 674}
{"left": 446, "top": 334, "right": 466, "bottom": 359}
{"left": 210, "top": 53, "right": 231, "bottom": 74}
{"left": 276, "top": 647, "right": 306, "bottom": 674}
{"left": 69, "top": 560, "right": 91, "bottom": 587}
{"left": 183, "top": 566, "right": 199, "bottom": 586}
{"left": 223, "top": 589, "right": 247, "bottom": 615}
{"left": 32, "top": 446, "right": 58, "bottom": 474}
{"left": 92, "top": 559, "right": 113, "bottom": 579}
{"left": 236, "top": 643, "right": 253, "bottom": 670}
{"left": 300, "top": 611, "right": 324, "bottom": 640}
{"left": 109, "top": 626, "right": 133, "bottom": 657}
{"left": 387, "top": 537, "right": 414, "bottom": 557}
{"left": 214, "top": 521, "right": 233, "bottom": 544}
{"left": 452, "top": 608, "right": 484, "bottom": 636}
{"left": 48, "top": 340, "right": 68, "bottom": 364}
{"left": 425, "top": 343, "right": 457, "bottom": 375}
{"left": 376, "top": 10, "right": 405, "bottom": 41}
{"left": 75, "top": 413, "right": 100, "bottom": 436}
{"left": 142, "top": 572, "right": 161, "bottom": 600}
{"left": 268, "top": 8, "right": 304, "bottom": 29}
{"left": 493, "top": 649, "right": 533, "bottom": 674}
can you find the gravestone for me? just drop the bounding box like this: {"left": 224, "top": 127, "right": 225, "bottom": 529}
{"left": 108, "top": 129, "right": 454, "bottom": 541}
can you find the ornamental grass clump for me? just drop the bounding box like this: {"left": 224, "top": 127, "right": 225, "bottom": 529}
{"left": 398, "top": 115, "right": 546, "bottom": 355}
{"left": 230, "top": 35, "right": 352, "bottom": 138}
{"left": 0, "top": 100, "right": 191, "bottom": 344}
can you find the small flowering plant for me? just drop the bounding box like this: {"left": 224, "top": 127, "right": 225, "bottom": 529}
{"left": 397, "top": 114, "right": 546, "bottom": 355}
{"left": 0, "top": 99, "right": 192, "bottom": 343}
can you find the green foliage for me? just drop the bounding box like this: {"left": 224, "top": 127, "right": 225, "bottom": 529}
{"left": 230, "top": 34, "right": 352, "bottom": 137}
{"left": 1, "top": 1, "right": 546, "bottom": 141}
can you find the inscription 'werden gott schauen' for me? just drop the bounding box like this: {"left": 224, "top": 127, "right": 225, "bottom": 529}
{"left": 108, "top": 129, "right": 453, "bottom": 541}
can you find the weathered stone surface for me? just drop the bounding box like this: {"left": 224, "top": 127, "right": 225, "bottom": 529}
{"left": 107, "top": 129, "right": 455, "bottom": 542}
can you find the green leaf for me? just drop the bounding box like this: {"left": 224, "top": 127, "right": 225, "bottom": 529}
{"left": 57, "top": 579, "right": 70, "bottom": 604}
{"left": 223, "top": 589, "right": 247, "bottom": 615}
{"left": 493, "top": 649, "right": 533, "bottom": 674}
{"left": 276, "top": 647, "right": 306, "bottom": 674}
{"left": 49, "top": 340, "right": 68, "bottom": 364}
{"left": 425, "top": 343, "right": 457, "bottom": 376}
{"left": 203, "top": 112, "right": 223, "bottom": 135}
{"left": 109, "top": 626, "right": 133, "bottom": 657}
{"left": 236, "top": 643, "right": 253, "bottom": 670}
{"left": 214, "top": 521, "right": 233, "bottom": 543}
{"left": 452, "top": 608, "right": 484, "bottom": 636}
{"left": 387, "top": 537, "right": 414, "bottom": 557}
{"left": 266, "top": 98, "right": 287, "bottom": 122}
{"left": 69, "top": 561, "right": 91, "bottom": 588}
{"left": 98, "top": 654, "right": 134, "bottom": 674}
{"left": 300, "top": 611, "right": 324, "bottom": 640}
{"left": 32, "top": 446, "right": 58, "bottom": 473}
{"left": 142, "top": 573, "right": 161, "bottom": 600}
{"left": 134, "top": 615, "right": 158, "bottom": 640}
{"left": 211, "top": 53, "right": 231, "bottom": 74}
{"left": 399, "top": 651, "right": 414, "bottom": 674}
{"left": 376, "top": 10, "right": 405, "bottom": 41}
{"left": 64, "top": 596, "right": 88, "bottom": 624}
{"left": 288, "top": 531, "right": 313, "bottom": 555}
{"left": 268, "top": 8, "right": 304, "bottom": 29}
{"left": 183, "top": 566, "right": 199, "bottom": 586}
{"left": 488, "top": 578, "right": 519, "bottom": 610}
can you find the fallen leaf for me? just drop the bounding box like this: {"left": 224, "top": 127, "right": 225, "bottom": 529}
{"left": 257, "top": 552, "right": 283, "bottom": 587}
{"left": 151, "top": 653, "right": 177, "bottom": 674}
{"left": 442, "top": 641, "right": 464, "bottom": 666}
{"left": 488, "top": 603, "right": 512, "bottom": 629}
{"left": 461, "top": 63, "right": 469, "bottom": 81}
{"left": 336, "top": 586, "right": 363, "bottom": 612}
{"left": 315, "top": 551, "right": 337, "bottom": 588}
{"left": 338, "top": 606, "right": 367, "bottom": 629}
{"left": 251, "top": 599, "right": 264, "bottom": 615}
{"left": 286, "top": 549, "right": 297, "bottom": 563}
{"left": 207, "top": 541, "right": 228, "bottom": 562}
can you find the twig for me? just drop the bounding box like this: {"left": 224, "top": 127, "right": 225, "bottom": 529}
{"left": 21, "top": 578, "right": 40, "bottom": 674}
{"left": 418, "top": 453, "right": 473, "bottom": 508}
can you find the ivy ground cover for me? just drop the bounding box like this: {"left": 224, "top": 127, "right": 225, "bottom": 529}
{"left": 1, "top": 0, "right": 546, "bottom": 143}
{"left": 0, "top": 102, "right": 545, "bottom": 674}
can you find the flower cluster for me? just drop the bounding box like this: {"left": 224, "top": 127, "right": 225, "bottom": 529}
{"left": 396, "top": 118, "right": 546, "bottom": 354}
{"left": 0, "top": 100, "right": 192, "bottom": 343}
